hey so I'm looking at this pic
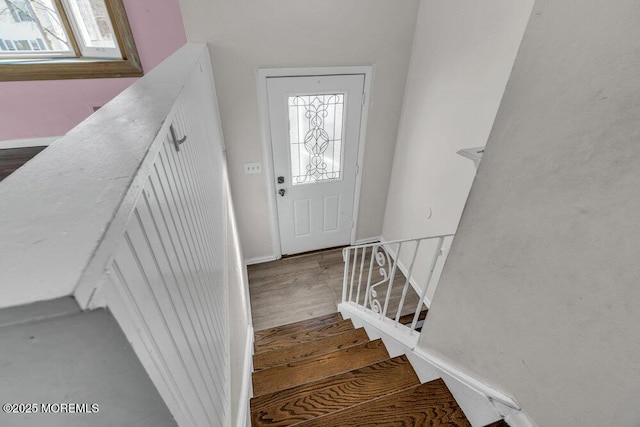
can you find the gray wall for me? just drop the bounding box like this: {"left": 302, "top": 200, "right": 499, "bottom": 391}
{"left": 178, "top": 0, "right": 420, "bottom": 260}
{"left": 0, "top": 304, "right": 175, "bottom": 427}
{"left": 383, "top": 0, "right": 533, "bottom": 241}
{"left": 381, "top": 0, "right": 532, "bottom": 302}
{"left": 419, "top": 0, "right": 640, "bottom": 425}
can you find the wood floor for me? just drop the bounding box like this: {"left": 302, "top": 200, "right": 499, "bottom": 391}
{"left": 249, "top": 255, "right": 508, "bottom": 426}
{"left": 248, "top": 249, "right": 345, "bottom": 331}
{"left": 0, "top": 146, "right": 47, "bottom": 182}
{"left": 248, "top": 247, "right": 422, "bottom": 331}
{"left": 250, "top": 312, "right": 473, "bottom": 426}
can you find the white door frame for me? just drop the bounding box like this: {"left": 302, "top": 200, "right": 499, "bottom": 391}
{"left": 257, "top": 66, "right": 373, "bottom": 260}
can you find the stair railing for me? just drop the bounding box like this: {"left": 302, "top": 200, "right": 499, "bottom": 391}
{"left": 342, "top": 234, "right": 454, "bottom": 334}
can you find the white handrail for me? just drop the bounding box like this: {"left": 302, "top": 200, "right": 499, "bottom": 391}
{"left": 343, "top": 234, "right": 455, "bottom": 254}
{"left": 342, "top": 234, "right": 454, "bottom": 335}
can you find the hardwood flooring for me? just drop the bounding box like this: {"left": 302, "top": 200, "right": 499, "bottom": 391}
{"left": 254, "top": 318, "right": 355, "bottom": 354}
{"left": 248, "top": 247, "right": 423, "bottom": 331}
{"left": 252, "top": 339, "right": 389, "bottom": 396}
{"left": 253, "top": 328, "right": 370, "bottom": 371}
{"left": 0, "top": 146, "right": 47, "bottom": 182}
{"left": 250, "top": 355, "right": 421, "bottom": 425}
{"left": 295, "top": 379, "right": 471, "bottom": 427}
{"left": 249, "top": 257, "right": 505, "bottom": 426}
{"left": 248, "top": 250, "right": 344, "bottom": 330}
{"left": 250, "top": 312, "right": 476, "bottom": 426}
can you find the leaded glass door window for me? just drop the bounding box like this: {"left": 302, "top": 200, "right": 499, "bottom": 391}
{"left": 288, "top": 93, "right": 345, "bottom": 185}
{"left": 267, "top": 73, "right": 366, "bottom": 255}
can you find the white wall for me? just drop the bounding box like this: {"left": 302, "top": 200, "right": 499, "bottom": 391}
{"left": 383, "top": 0, "right": 534, "bottom": 240}
{"left": 178, "top": 0, "right": 420, "bottom": 260}
{"left": 225, "top": 176, "right": 253, "bottom": 427}
{"left": 420, "top": 0, "right": 640, "bottom": 425}
{"left": 381, "top": 0, "right": 533, "bottom": 297}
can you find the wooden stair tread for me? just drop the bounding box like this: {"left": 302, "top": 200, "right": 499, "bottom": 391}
{"left": 251, "top": 355, "right": 420, "bottom": 426}
{"left": 252, "top": 339, "right": 390, "bottom": 397}
{"left": 484, "top": 420, "right": 509, "bottom": 427}
{"left": 254, "top": 318, "right": 354, "bottom": 354}
{"left": 253, "top": 328, "right": 370, "bottom": 371}
{"left": 397, "top": 309, "right": 428, "bottom": 326}
{"left": 296, "top": 378, "right": 471, "bottom": 427}
{"left": 255, "top": 312, "right": 342, "bottom": 338}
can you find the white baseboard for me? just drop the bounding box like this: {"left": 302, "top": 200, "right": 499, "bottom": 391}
{"left": 378, "top": 236, "right": 431, "bottom": 307}
{"left": 245, "top": 255, "right": 277, "bottom": 265}
{"left": 236, "top": 324, "right": 254, "bottom": 427}
{"left": 413, "top": 347, "right": 524, "bottom": 424}
{"left": 247, "top": 238, "right": 380, "bottom": 265}
{"left": 379, "top": 234, "right": 456, "bottom": 308}
{"left": 390, "top": 250, "right": 431, "bottom": 307}
{"left": 0, "top": 136, "right": 61, "bottom": 149}
{"left": 504, "top": 409, "right": 538, "bottom": 427}
{"left": 339, "top": 302, "right": 535, "bottom": 427}
{"left": 412, "top": 347, "right": 520, "bottom": 410}
{"left": 354, "top": 236, "right": 381, "bottom": 245}
{"left": 413, "top": 347, "right": 537, "bottom": 427}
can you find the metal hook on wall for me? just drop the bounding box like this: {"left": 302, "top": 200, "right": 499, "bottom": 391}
{"left": 170, "top": 124, "right": 187, "bottom": 152}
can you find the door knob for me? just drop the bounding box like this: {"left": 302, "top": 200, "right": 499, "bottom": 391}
{"left": 278, "top": 189, "right": 286, "bottom": 197}
{"left": 277, "top": 176, "right": 285, "bottom": 184}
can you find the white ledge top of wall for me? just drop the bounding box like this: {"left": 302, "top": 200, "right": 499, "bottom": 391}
{"left": 0, "top": 43, "right": 209, "bottom": 310}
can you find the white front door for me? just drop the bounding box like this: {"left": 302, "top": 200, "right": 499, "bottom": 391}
{"left": 267, "top": 74, "right": 365, "bottom": 255}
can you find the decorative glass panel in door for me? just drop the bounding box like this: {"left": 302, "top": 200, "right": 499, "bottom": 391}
{"left": 288, "top": 94, "right": 344, "bottom": 185}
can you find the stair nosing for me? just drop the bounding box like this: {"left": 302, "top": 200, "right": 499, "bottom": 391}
{"left": 254, "top": 312, "right": 343, "bottom": 336}
{"left": 253, "top": 318, "right": 355, "bottom": 355}
{"left": 252, "top": 338, "right": 389, "bottom": 397}
{"left": 294, "top": 378, "right": 467, "bottom": 427}
{"left": 250, "top": 354, "right": 419, "bottom": 415}
{"left": 292, "top": 383, "right": 424, "bottom": 427}
{"left": 253, "top": 327, "right": 370, "bottom": 371}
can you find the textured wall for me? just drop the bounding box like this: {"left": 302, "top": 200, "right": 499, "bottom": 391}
{"left": 420, "top": 0, "right": 640, "bottom": 425}
{"left": 383, "top": 0, "right": 533, "bottom": 241}
{"left": 381, "top": 0, "right": 533, "bottom": 300}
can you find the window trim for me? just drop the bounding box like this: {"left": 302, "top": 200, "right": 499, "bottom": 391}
{"left": 0, "top": 0, "right": 142, "bottom": 81}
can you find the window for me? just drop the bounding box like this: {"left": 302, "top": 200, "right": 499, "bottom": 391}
{"left": 6, "top": 0, "right": 33, "bottom": 22}
{"left": 0, "top": 0, "right": 141, "bottom": 80}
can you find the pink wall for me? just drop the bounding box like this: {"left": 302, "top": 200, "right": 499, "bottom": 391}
{"left": 0, "top": 0, "right": 187, "bottom": 141}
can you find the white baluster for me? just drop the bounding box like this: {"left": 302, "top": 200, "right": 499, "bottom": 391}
{"left": 363, "top": 244, "right": 376, "bottom": 310}
{"left": 382, "top": 242, "right": 402, "bottom": 318}
{"left": 394, "top": 239, "right": 421, "bottom": 327}
{"left": 411, "top": 237, "right": 445, "bottom": 333}
{"left": 348, "top": 247, "right": 358, "bottom": 302}
{"left": 355, "top": 246, "right": 366, "bottom": 305}
{"left": 342, "top": 248, "right": 350, "bottom": 302}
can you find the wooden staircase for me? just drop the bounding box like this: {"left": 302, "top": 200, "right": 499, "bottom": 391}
{"left": 251, "top": 312, "right": 506, "bottom": 426}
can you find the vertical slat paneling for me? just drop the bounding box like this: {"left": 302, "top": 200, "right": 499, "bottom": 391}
{"left": 146, "top": 163, "right": 224, "bottom": 380}
{"left": 104, "top": 267, "right": 196, "bottom": 427}
{"left": 103, "top": 58, "right": 231, "bottom": 426}
{"left": 111, "top": 232, "right": 214, "bottom": 425}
